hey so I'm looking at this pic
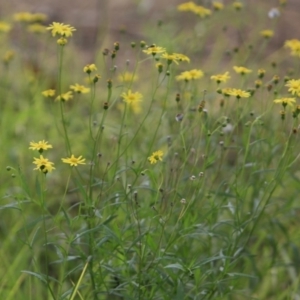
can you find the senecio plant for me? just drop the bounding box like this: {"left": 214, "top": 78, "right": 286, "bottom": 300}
{"left": 1, "top": 0, "right": 299, "bottom": 299}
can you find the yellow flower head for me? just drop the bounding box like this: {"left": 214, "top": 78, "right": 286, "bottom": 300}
{"left": 285, "top": 39, "right": 300, "bottom": 57}
{"left": 70, "top": 83, "right": 90, "bottom": 94}
{"left": 233, "top": 1, "right": 243, "bottom": 10}
{"left": 227, "top": 88, "right": 251, "bottom": 99}
{"left": 121, "top": 89, "right": 143, "bottom": 105}
{"left": 27, "top": 23, "right": 46, "bottom": 33}
{"left": 177, "top": 2, "right": 197, "bottom": 11}
{"left": 233, "top": 66, "right": 252, "bottom": 75}
{"left": 176, "top": 69, "right": 204, "bottom": 81}
{"left": 62, "top": 155, "right": 86, "bottom": 166}
{"left": 47, "top": 22, "right": 76, "bottom": 37}
{"left": 42, "top": 89, "right": 56, "bottom": 98}
{"left": 83, "top": 63, "right": 97, "bottom": 74}
{"left": 148, "top": 150, "right": 164, "bottom": 164}
{"left": 257, "top": 69, "right": 266, "bottom": 78}
{"left": 212, "top": 2, "right": 224, "bottom": 10}
{"left": 118, "top": 72, "right": 138, "bottom": 82}
{"left": 193, "top": 5, "right": 212, "bottom": 17}
{"left": 0, "top": 21, "right": 12, "bottom": 33}
{"left": 29, "top": 140, "right": 53, "bottom": 153}
{"left": 3, "top": 51, "right": 15, "bottom": 64}
{"left": 274, "top": 97, "right": 296, "bottom": 107}
{"left": 33, "top": 155, "right": 55, "bottom": 174}
{"left": 55, "top": 91, "right": 73, "bottom": 102}
{"left": 211, "top": 72, "right": 230, "bottom": 83}
{"left": 13, "top": 12, "right": 47, "bottom": 23}
{"left": 143, "top": 45, "right": 166, "bottom": 56}
{"left": 260, "top": 30, "right": 274, "bottom": 38}
{"left": 285, "top": 79, "right": 300, "bottom": 96}
{"left": 161, "top": 52, "right": 190, "bottom": 65}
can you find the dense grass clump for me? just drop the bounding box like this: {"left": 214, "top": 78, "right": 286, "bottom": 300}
{"left": 1, "top": 1, "right": 300, "bottom": 299}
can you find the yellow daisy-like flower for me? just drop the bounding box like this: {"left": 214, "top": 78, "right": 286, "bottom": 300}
{"left": 55, "top": 91, "right": 73, "bottom": 102}
{"left": 260, "top": 30, "right": 274, "bottom": 39}
{"left": 42, "top": 89, "right": 56, "bottom": 98}
{"left": 221, "top": 88, "right": 233, "bottom": 97}
{"left": 33, "top": 155, "right": 55, "bottom": 174}
{"left": 233, "top": 1, "right": 243, "bottom": 10}
{"left": 161, "top": 52, "right": 190, "bottom": 65}
{"left": 285, "top": 39, "right": 300, "bottom": 57}
{"left": 211, "top": 72, "right": 230, "bottom": 83}
{"left": 3, "top": 51, "right": 15, "bottom": 64}
{"left": 258, "top": 69, "right": 266, "bottom": 78}
{"left": 118, "top": 71, "right": 138, "bottom": 82}
{"left": 121, "top": 89, "right": 143, "bottom": 105}
{"left": 227, "top": 88, "right": 251, "bottom": 99}
{"left": 212, "top": 2, "right": 224, "bottom": 10}
{"left": 233, "top": 66, "right": 252, "bottom": 75}
{"left": 193, "top": 5, "right": 212, "bottom": 18}
{"left": 62, "top": 154, "right": 86, "bottom": 166}
{"left": 29, "top": 140, "right": 53, "bottom": 153}
{"left": 13, "top": 12, "right": 33, "bottom": 22}
{"left": 70, "top": 83, "right": 90, "bottom": 94}
{"left": 177, "top": 2, "right": 197, "bottom": 11}
{"left": 143, "top": 45, "right": 166, "bottom": 56}
{"left": 47, "top": 22, "right": 76, "bottom": 37}
{"left": 285, "top": 79, "right": 300, "bottom": 96}
{"left": 274, "top": 97, "right": 296, "bottom": 107}
{"left": 176, "top": 69, "right": 204, "bottom": 81}
{"left": 83, "top": 63, "right": 97, "bottom": 74}
{"left": 0, "top": 21, "right": 12, "bottom": 33}
{"left": 148, "top": 150, "right": 164, "bottom": 164}
{"left": 27, "top": 23, "right": 46, "bottom": 33}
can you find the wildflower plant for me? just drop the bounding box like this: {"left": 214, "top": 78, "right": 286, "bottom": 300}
{"left": 2, "top": 2, "right": 300, "bottom": 300}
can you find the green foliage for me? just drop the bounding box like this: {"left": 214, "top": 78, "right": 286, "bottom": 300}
{"left": 1, "top": 1, "right": 300, "bottom": 299}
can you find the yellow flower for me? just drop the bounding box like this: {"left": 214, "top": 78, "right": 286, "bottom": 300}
{"left": 121, "top": 90, "right": 143, "bottom": 105}
{"left": 70, "top": 83, "right": 90, "bottom": 94}
{"left": 221, "top": 88, "right": 233, "bottom": 97}
{"left": 118, "top": 72, "right": 138, "bottom": 82}
{"left": 42, "top": 89, "right": 56, "bottom": 97}
{"left": 143, "top": 45, "right": 166, "bottom": 56}
{"left": 14, "top": 12, "right": 47, "bottom": 23}
{"left": 176, "top": 69, "right": 204, "bottom": 81}
{"left": 227, "top": 88, "right": 251, "bottom": 99}
{"left": 212, "top": 2, "right": 224, "bottom": 10}
{"left": 83, "top": 64, "right": 97, "bottom": 74}
{"left": 0, "top": 21, "right": 11, "bottom": 33}
{"left": 62, "top": 155, "right": 86, "bottom": 166}
{"left": 285, "top": 79, "right": 300, "bottom": 96}
{"left": 211, "top": 72, "right": 230, "bottom": 83}
{"left": 255, "top": 80, "right": 262, "bottom": 88}
{"left": 233, "top": 1, "right": 243, "bottom": 10}
{"left": 233, "top": 66, "right": 252, "bottom": 75}
{"left": 57, "top": 37, "right": 68, "bottom": 45}
{"left": 29, "top": 140, "right": 53, "bottom": 152}
{"left": 260, "top": 30, "right": 274, "bottom": 38}
{"left": 47, "top": 22, "right": 76, "bottom": 37}
{"left": 3, "top": 51, "right": 14, "bottom": 64}
{"left": 285, "top": 39, "right": 300, "bottom": 57}
{"left": 27, "top": 23, "right": 46, "bottom": 33}
{"left": 148, "top": 150, "right": 164, "bottom": 164}
{"left": 55, "top": 91, "right": 73, "bottom": 102}
{"left": 33, "top": 155, "right": 55, "bottom": 174}
{"left": 177, "top": 2, "right": 197, "bottom": 11}
{"left": 193, "top": 5, "right": 211, "bottom": 17}
{"left": 257, "top": 69, "right": 266, "bottom": 78}
{"left": 161, "top": 52, "right": 190, "bottom": 65}
{"left": 274, "top": 97, "right": 296, "bottom": 107}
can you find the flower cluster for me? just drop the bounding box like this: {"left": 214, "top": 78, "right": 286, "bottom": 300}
{"left": 30, "top": 140, "right": 86, "bottom": 173}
